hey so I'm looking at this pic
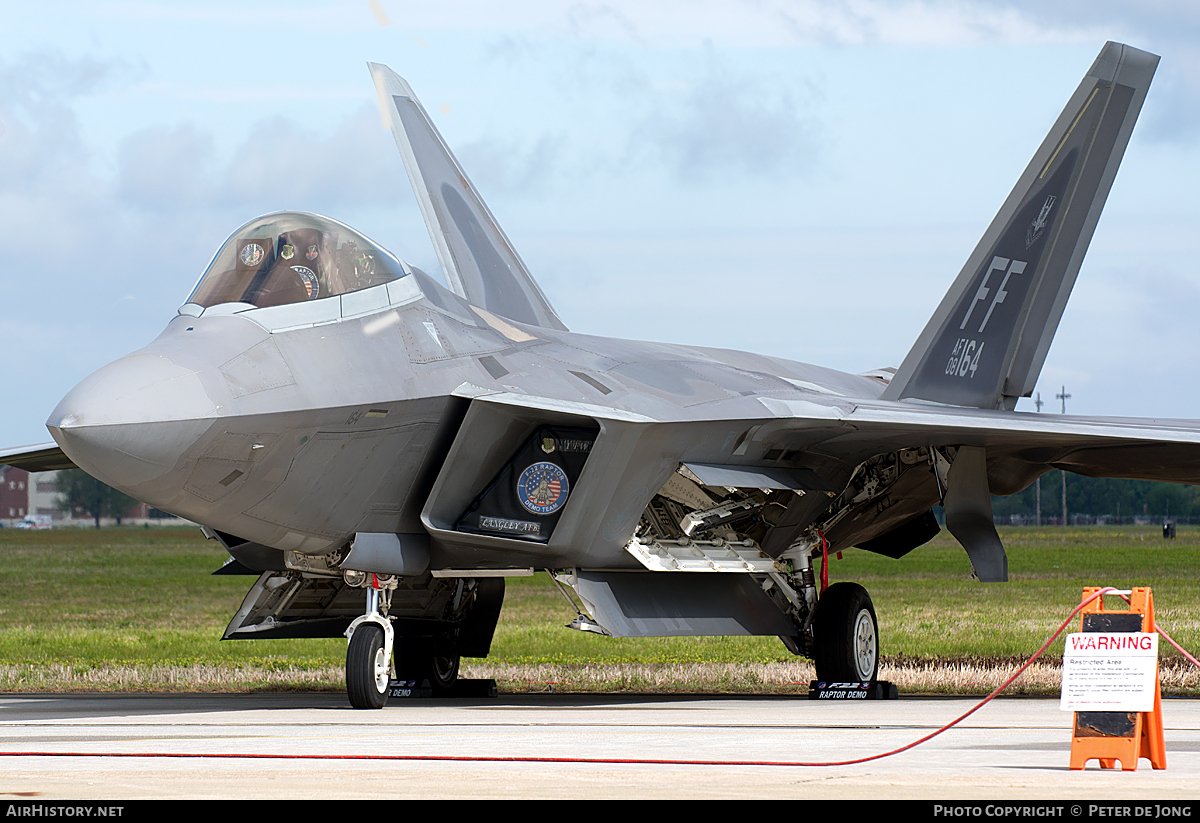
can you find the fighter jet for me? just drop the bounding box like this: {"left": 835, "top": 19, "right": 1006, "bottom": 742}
{"left": 3, "top": 42, "right": 1190, "bottom": 708}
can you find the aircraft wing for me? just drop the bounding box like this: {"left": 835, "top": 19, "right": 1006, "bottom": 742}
{"left": 368, "top": 63, "right": 569, "bottom": 332}
{"left": 473, "top": 384, "right": 1200, "bottom": 486}
{"left": 829, "top": 400, "right": 1200, "bottom": 485}
{"left": 412, "top": 382, "right": 1200, "bottom": 589}
{"left": 0, "top": 442, "right": 76, "bottom": 472}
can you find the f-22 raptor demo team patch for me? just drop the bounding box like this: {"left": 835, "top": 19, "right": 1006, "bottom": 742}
{"left": 517, "top": 462, "right": 569, "bottom": 515}
{"left": 455, "top": 426, "right": 597, "bottom": 543}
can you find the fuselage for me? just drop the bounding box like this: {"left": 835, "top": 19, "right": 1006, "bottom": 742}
{"left": 47, "top": 249, "right": 887, "bottom": 568}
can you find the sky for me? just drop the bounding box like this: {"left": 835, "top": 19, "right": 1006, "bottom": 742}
{"left": 2, "top": 1, "right": 1199, "bottom": 446}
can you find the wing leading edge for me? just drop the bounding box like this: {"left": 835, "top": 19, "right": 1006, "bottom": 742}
{"left": 368, "top": 63, "right": 568, "bottom": 332}
{"left": 0, "top": 443, "right": 76, "bottom": 472}
{"left": 839, "top": 401, "right": 1200, "bottom": 486}
{"left": 882, "top": 42, "right": 1159, "bottom": 410}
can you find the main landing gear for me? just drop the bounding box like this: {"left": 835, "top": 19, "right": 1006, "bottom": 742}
{"left": 395, "top": 634, "right": 461, "bottom": 695}
{"left": 812, "top": 582, "right": 879, "bottom": 682}
{"left": 779, "top": 548, "right": 880, "bottom": 683}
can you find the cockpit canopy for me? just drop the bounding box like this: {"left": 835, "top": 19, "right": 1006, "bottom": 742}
{"left": 187, "top": 212, "right": 405, "bottom": 309}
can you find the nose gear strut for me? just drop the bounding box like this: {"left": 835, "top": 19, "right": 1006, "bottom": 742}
{"left": 345, "top": 573, "right": 397, "bottom": 709}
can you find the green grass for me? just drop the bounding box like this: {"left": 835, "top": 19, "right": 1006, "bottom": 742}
{"left": 0, "top": 528, "right": 343, "bottom": 674}
{"left": 1, "top": 525, "right": 1197, "bottom": 693}
{"left": 838, "top": 525, "right": 1200, "bottom": 661}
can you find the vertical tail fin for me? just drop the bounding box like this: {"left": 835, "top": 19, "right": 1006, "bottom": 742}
{"left": 368, "top": 63, "right": 568, "bottom": 331}
{"left": 881, "top": 42, "right": 1158, "bottom": 409}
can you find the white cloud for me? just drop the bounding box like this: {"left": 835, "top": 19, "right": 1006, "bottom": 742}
{"left": 630, "top": 49, "right": 819, "bottom": 181}
{"left": 371, "top": 0, "right": 1093, "bottom": 47}
{"left": 210, "top": 105, "right": 399, "bottom": 211}
{"left": 116, "top": 124, "right": 214, "bottom": 210}
{"left": 0, "top": 52, "right": 119, "bottom": 188}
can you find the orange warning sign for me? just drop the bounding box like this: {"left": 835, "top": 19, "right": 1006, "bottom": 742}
{"left": 1067, "top": 587, "right": 1166, "bottom": 771}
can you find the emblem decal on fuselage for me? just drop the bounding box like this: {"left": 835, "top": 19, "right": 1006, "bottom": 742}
{"left": 517, "top": 462, "right": 569, "bottom": 515}
{"left": 240, "top": 242, "right": 265, "bottom": 267}
{"left": 291, "top": 265, "right": 319, "bottom": 299}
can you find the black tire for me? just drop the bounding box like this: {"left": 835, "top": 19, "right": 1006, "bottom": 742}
{"left": 813, "top": 582, "right": 879, "bottom": 682}
{"left": 346, "top": 623, "right": 390, "bottom": 709}
{"left": 396, "top": 635, "right": 460, "bottom": 695}
{"left": 429, "top": 649, "right": 460, "bottom": 693}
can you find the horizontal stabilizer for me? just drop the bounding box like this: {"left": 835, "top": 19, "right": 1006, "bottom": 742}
{"left": 368, "top": 63, "right": 568, "bottom": 331}
{"left": 883, "top": 42, "right": 1158, "bottom": 410}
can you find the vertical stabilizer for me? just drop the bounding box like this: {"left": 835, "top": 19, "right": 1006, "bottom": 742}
{"left": 368, "top": 63, "right": 568, "bottom": 331}
{"left": 881, "top": 42, "right": 1158, "bottom": 409}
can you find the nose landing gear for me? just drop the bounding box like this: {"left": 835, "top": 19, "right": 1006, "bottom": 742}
{"left": 345, "top": 574, "right": 397, "bottom": 709}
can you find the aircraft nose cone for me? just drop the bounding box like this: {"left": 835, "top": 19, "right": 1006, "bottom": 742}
{"left": 47, "top": 353, "right": 218, "bottom": 491}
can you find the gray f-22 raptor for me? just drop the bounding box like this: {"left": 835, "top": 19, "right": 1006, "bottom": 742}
{"left": 3, "top": 42, "right": 1188, "bottom": 708}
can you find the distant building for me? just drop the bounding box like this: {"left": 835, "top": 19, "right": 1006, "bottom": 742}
{"left": 30, "top": 469, "right": 64, "bottom": 521}
{"left": 0, "top": 466, "right": 30, "bottom": 524}
{"left": 0, "top": 467, "right": 182, "bottom": 527}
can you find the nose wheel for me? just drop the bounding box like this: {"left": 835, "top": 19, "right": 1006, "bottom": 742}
{"left": 346, "top": 623, "right": 391, "bottom": 709}
{"left": 344, "top": 576, "right": 396, "bottom": 709}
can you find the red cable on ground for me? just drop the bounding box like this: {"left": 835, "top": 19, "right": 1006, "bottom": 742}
{"left": 1158, "top": 624, "right": 1200, "bottom": 668}
{"left": 1110, "top": 590, "right": 1200, "bottom": 670}
{"left": 3, "top": 587, "right": 1196, "bottom": 768}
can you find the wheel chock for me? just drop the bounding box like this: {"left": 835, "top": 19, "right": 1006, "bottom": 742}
{"left": 388, "top": 678, "right": 498, "bottom": 699}
{"left": 809, "top": 680, "right": 898, "bottom": 700}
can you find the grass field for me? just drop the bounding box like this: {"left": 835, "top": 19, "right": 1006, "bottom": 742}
{"left": 1, "top": 525, "right": 1198, "bottom": 695}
